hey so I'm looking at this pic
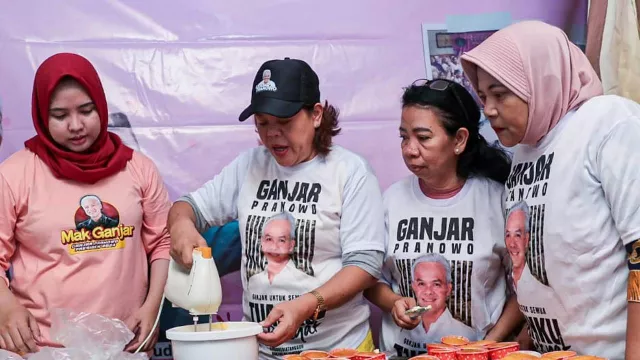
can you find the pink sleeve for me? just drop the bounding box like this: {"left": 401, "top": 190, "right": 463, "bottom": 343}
{"left": 0, "top": 175, "right": 16, "bottom": 287}
{"left": 139, "top": 158, "right": 171, "bottom": 263}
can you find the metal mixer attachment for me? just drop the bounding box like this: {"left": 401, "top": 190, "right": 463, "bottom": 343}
{"left": 192, "top": 314, "right": 218, "bottom": 332}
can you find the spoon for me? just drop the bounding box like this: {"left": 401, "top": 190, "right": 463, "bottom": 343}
{"left": 404, "top": 305, "right": 432, "bottom": 319}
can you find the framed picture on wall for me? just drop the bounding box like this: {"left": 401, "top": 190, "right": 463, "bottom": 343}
{"left": 420, "top": 23, "right": 513, "bottom": 156}
{"left": 421, "top": 24, "right": 498, "bottom": 105}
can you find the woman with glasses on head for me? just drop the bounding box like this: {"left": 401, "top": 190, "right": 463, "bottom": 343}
{"left": 365, "top": 79, "right": 523, "bottom": 358}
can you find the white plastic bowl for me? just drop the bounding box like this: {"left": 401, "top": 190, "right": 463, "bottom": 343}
{"left": 166, "top": 321, "right": 263, "bottom": 360}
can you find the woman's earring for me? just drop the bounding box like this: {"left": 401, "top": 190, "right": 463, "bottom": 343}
{"left": 455, "top": 148, "right": 460, "bottom": 154}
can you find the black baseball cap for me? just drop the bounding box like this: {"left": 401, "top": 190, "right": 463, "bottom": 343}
{"left": 238, "top": 57, "right": 321, "bottom": 122}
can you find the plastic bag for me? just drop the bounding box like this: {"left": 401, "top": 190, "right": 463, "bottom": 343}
{"left": 49, "top": 308, "right": 133, "bottom": 358}
{"left": 25, "top": 348, "right": 93, "bottom": 360}
{"left": 26, "top": 348, "right": 148, "bottom": 360}
{"left": 0, "top": 349, "right": 24, "bottom": 359}
{"left": 24, "top": 309, "right": 149, "bottom": 360}
{"left": 109, "top": 353, "right": 148, "bottom": 360}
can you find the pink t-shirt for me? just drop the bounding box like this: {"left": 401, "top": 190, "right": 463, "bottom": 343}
{"left": 0, "top": 149, "right": 171, "bottom": 346}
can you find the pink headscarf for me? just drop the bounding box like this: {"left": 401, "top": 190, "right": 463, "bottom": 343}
{"left": 460, "top": 20, "right": 603, "bottom": 145}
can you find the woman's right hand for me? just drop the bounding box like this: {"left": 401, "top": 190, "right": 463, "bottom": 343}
{"left": 169, "top": 218, "right": 207, "bottom": 269}
{"left": 391, "top": 297, "right": 421, "bottom": 330}
{"left": 0, "top": 295, "right": 40, "bottom": 354}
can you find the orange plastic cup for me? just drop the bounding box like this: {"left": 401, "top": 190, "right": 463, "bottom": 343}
{"left": 300, "top": 350, "right": 332, "bottom": 359}
{"left": 329, "top": 348, "right": 359, "bottom": 359}
{"left": 409, "top": 356, "right": 440, "bottom": 360}
{"left": 429, "top": 347, "right": 458, "bottom": 360}
{"left": 283, "top": 356, "right": 307, "bottom": 360}
{"left": 441, "top": 335, "right": 470, "bottom": 346}
{"left": 487, "top": 342, "right": 520, "bottom": 360}
{"left": 567, "top": 356, "right": 606, "bottom": 360}
{"left": 351, "top": 351, "right": 386, "bottom": 360}
{"left": 469, "top": 340, "right": 498, "bottom": 348}
{"left": 352, "top": 353, "right": 386, "bottom": 360}
{"left": 458, "top": 347, "right": 488, "bottom": 352}
{"left": 427, "top": 343, "right": 453, "bottom": 353}
{"left": 501, "top": 352, "right": 542, "bottom": 360}
{"left": 486, "top": 342, "right": 520, "bottom": 350}
{"left": 457, "top": 348, "right": 490, "bottom": 360}
{"left": 542, "top": 351, "right": 577, "bottom": 360}
{"left": 502, "top": 350, "right": 542, "bottom": 360}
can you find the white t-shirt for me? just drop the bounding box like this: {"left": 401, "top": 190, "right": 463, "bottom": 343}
{"left": 515, "top": 266, "right": 571, "bottom": 353}
{"left": 380, "top": 175, "right": 509, "bottom": 358}
{"left": 503, "top": 95, "right": 640, "bottom": 359}
{"left": 189, "top": 145, "right": 386, "bottom": 359}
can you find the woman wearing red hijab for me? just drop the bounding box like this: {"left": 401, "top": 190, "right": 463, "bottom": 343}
{"left": 0, "top": 53, "right": 171, "bottom": 355}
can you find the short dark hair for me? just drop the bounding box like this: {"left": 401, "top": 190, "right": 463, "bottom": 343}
{"left": 303, "top": 101, "right": 341, "bottom": 156}
{"left": 401, "top": 80, "right": 511, "bottom": 184}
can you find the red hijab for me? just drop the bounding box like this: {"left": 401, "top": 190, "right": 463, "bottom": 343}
{"left": 25, "top": 53, "right": 133, "bottom": 184}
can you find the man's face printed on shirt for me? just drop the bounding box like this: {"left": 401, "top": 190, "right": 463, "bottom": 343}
{"left": 411, "top": 261, "right": 451, "bottom": 315}
{"left": 81, "top": 196, "right": 103, "bottom": 221}
{"left": 261, "top": 218, "right": 295, "bottom": 264}
{"left": 505, "top": 210, "right": 529, "bottom": 269}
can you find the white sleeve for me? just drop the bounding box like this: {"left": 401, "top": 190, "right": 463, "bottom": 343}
{"left": 596, "top": 118, "right": 640, "bottom": 245}
{"left": 340, "top": 160, "right": 386, "bottom": 254}
{"left": 378, "top": 205, "right": 393, "bottom": 285}
{"left": 188, "top": 150, "right": 252, "bottom": 228}
{"left": 497, "top": 187, "right": 514, "bottom": 295}
{"left": 378, "top": 264, "right": 393, "bottom": 286}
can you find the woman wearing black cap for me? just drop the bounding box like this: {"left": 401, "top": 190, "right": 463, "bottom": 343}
{"left": 167, "top": 58, "right": 385, "bottom": 358}
{"left": 365, "top": 79, "right": 523, "bottom": 357}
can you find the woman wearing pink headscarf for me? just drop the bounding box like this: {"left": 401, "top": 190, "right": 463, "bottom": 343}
{"left": 461, "top": 21, "right": 640, "bottom": 359}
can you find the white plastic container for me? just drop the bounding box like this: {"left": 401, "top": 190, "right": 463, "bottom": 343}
{"left": 166, "top": 322, "right": 263, "bottom": 360}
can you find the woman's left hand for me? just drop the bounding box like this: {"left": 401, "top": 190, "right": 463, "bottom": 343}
{"left": 124, "top": 303, "right": 160, "bottom": 352}
{"left": 257, "top": 294, "right": 316, "bottom": 348}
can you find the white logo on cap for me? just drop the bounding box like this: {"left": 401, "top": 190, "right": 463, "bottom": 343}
{"left": 255, "top": 69, "right": 278, "bottom": 93}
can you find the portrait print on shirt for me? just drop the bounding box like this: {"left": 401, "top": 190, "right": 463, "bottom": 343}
{"left": 504, "top": 153, "right": 554, "bottom": 287}
{"left": 394, "top": 217, "right": 475, "bottom": 329}
{"left": 252, "top": 211, "right": 301, "bottom": 284}
{"left": 246, "top": 209, "right": 322, "bottom": 355}
{"left": 244, "top": 180, "right": 320, "bottom": 281}
{"left": 390, "top": 253, "right": 477, "bottom": 357}
{"left": 505, "top": 201, "right": 571, "bottom": 353}
{"left": 415, "top": 254, "right": 474, "bottom": 331}
{"left": 505, "top": 201, "right": 543, "bottom": 290}
{"left": 60, "top": 194, "right": 135, "bottom": 255}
